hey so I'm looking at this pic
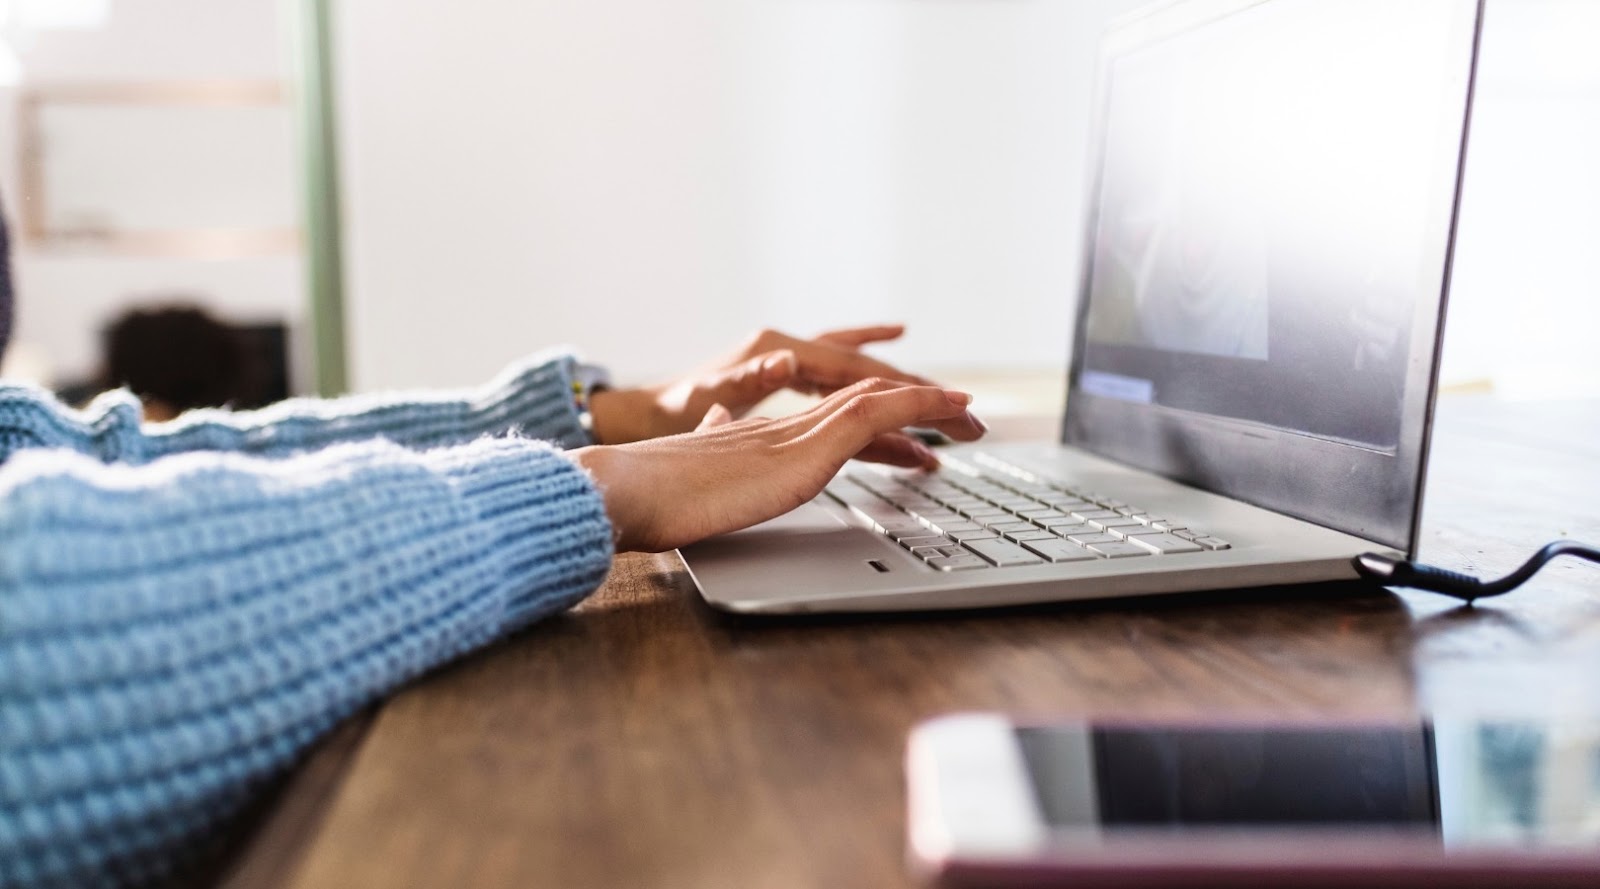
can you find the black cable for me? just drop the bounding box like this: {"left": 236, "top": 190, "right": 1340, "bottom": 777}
{"left": 1353, "top": 541, "right": 1600, "bottom": 604}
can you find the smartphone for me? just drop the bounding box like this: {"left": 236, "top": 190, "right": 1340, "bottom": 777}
{"left": 907, "top": 713, "right": 1600, "bottom": 887}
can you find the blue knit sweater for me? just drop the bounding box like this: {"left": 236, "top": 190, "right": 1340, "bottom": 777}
{"left": 0, "top": 352, "right": 615, "bottom": 888}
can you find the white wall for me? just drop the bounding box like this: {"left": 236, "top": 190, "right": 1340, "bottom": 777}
{"left": 334, "top": 0, "right": 1599, "bottom": 398}
{"left": 0, "top": 0, "right": 303, "bottom": 386}
{"left": 335, "top": 0, "right": 1144, "bottom": 391}
{"left": 1442, "top": 0, "right": 1600, "bottom": 398}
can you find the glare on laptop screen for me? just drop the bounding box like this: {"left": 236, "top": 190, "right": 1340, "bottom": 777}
{"left": 1078, "top": 0, "right": 1471, "bottom": 452}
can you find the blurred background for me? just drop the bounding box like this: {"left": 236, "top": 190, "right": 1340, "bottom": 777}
{"left": 0, "top": 0, "right": 1596, "bottom": 418}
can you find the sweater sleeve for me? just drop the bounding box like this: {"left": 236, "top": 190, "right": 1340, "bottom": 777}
{"left": 0, "top": 349, "right": 593, "bottom": 468}
{"left": 0, "top": 436, "right": 613, "bottom": 888}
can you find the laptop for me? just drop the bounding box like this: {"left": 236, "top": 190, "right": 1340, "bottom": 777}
{"left": 680, "top": 0, "right": 1484, "bottom": 615}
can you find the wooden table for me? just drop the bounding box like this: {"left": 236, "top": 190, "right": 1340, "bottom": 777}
{"left": 218, "top": 396, "right": 1600, "bottom": 889}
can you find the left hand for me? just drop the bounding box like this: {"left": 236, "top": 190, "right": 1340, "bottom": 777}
{"left": 571, "top": 378, "right": 981, "bottom": 553}
{"left": 587, "top": 325, "right": 985, "bottom": 444}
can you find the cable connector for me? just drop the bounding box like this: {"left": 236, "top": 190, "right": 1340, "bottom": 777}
{"left": 1354, "top": 541, "right": 1600, "bottom": 604}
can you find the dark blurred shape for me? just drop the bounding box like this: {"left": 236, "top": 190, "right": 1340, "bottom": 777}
{"left": 1, "top": 187, "right": 13, "bottom": 364}
{"left": 231, "top": 323, "right": 291, "bottom": 406}
{"left": 97, "top": 304, "right": 286, "bottom": 420}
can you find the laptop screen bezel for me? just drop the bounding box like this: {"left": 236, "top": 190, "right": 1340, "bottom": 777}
{"left": 1060, "top": 0, "right": 1484, "bottom": 556}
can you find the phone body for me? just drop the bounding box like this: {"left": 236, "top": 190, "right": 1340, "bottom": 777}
{"left": 907, "top": 713, "right": 1600, "bottom": 888}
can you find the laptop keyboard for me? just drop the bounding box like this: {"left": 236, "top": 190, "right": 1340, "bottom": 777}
{"left": 824, "top": 458, "right": 1232, "bottom": 572}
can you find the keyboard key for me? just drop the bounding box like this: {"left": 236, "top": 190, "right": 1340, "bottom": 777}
{"left": 894, "top": 498, "right": 944, "bottom": 512}
{"left": 825, "top": 480, "right": 863, "bottom": 501}
{"left": 1087, "top": 542, "right": 1153, "bottom": 559}
{"left": 834, "top": 486, "right": 891, "bottom": 507}
{"left": 929, "top": 554, "right": 990, "bottom": 572}
{"left": 845, "top": 464, "right": 1226, "bottom": 568}
{"left": 1130, "top": 534, "right": 1205, "bottom": 555}
{"left": 1022, "top": 539, "right": 1100, "bottom": 563}
{"left": 854, "top": 506, "right": 914, "bottom": 530}
{"left": 1049, "top": 500, "right": 1096, "bottom": 512}
{"left": 899, "top": 536, "right": 955, "bottom": 551}
{"left": 941, "top": 498, "right": 987, "bottom": 510}
{"left": 825, "top": 483, "right": 879, "bottom": 506}
{"left": 964, "top": 539, "right": 1046, "bottom": 567}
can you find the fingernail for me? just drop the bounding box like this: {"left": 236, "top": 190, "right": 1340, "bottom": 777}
{"left": 944, "top": 390, "right": 974, "bottom": 407}
{"left": 972, "top": 413, "right": 989, "bottom": 434}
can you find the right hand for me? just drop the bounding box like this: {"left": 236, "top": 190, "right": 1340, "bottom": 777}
{"left": 569, "top": 378, "right": 984, "bottom": 553}
{"left": 586, "top": 324, "right": 965, "bottom": 444}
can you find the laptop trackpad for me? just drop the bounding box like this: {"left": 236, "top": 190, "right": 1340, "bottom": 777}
{"left": 722, "top": 498, "right": 855, "bottom": 537}
{"left": 680, "top": 500, "right": 921, "bottom": 604}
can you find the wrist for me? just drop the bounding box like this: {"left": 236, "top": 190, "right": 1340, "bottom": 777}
{"left": 569, "top": 444, "right": 649, "bottom": 552}
{"left": 588, "top": 387, "right": 668, "bottom": 445}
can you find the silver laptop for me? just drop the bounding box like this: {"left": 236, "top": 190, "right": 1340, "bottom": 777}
{"left": 681, "top": 0, "right": 1484, "bottom": 615}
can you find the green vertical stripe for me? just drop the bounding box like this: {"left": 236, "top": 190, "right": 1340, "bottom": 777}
{"left": 296, "top": 0, "right": 349, "bottom": 395}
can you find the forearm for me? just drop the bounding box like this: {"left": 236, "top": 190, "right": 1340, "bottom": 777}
{"left": 0, "top": 350, "right": 592, "bottom": 468}
{"left": 147, "top": 350, "right": 594, "bottom": 458}
{"left": 0, "top": 437, "right": 612, "bottom": 887}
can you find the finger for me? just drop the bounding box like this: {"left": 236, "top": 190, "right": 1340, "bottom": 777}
{"left": 699, "top": 349, "right": 799, "bottom": 413}
{"left": 733, "top": 327, "right": 801, "bottom": 361}
{"left": 811, "top": 382, "right": 976, "bottom": 458}
{"left": 784, "top": 340, "right": 937, "bottom": 392}
{"left": 696, "top": 403, "right": 735, "bottom": 431}
{"left": 855, "top": 431, "right": 941, "bottom": 471}
{"left": 813, "top": 324, "right": 907, "bottom": 349}
{"left": 803, "top": 377, "right": 987, "bottom": 444}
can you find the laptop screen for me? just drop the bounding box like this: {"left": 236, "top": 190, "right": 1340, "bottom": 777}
{"left": 1066, "top": 0, "right": 1482, "bottom": 551}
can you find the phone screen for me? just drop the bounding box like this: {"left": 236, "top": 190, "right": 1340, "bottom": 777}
{"left": 1015, "top": 720, "right": 1600, "bottom": 848}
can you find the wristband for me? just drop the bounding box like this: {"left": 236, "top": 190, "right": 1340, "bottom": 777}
{"left": 571, "top": 360, "right": 613, "bottom": 439}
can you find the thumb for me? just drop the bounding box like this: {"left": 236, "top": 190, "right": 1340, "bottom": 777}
{"left": 712, "top": 349, "right": 798, "bottom": 408}
{"left": 696, "top": 403, "right": 736, "bottom": 431}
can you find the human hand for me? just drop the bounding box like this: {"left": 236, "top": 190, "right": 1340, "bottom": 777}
{"left": 570, "top": 378, "right": 982, "bottom": 553}
{"left": 587, "top": 325, "right": 983, "bottom": 444}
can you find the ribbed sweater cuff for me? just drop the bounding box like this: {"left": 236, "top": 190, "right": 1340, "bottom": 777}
{"left": 430, "top": 437, "right": 614, "bottom": 632}
{"left": 471, "top": 351, "right": 592, "bottom": 449}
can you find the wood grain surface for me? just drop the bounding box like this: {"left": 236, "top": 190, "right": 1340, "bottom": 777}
{"left": 230, "top": 396, "right": 1600, "bottom": 889}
